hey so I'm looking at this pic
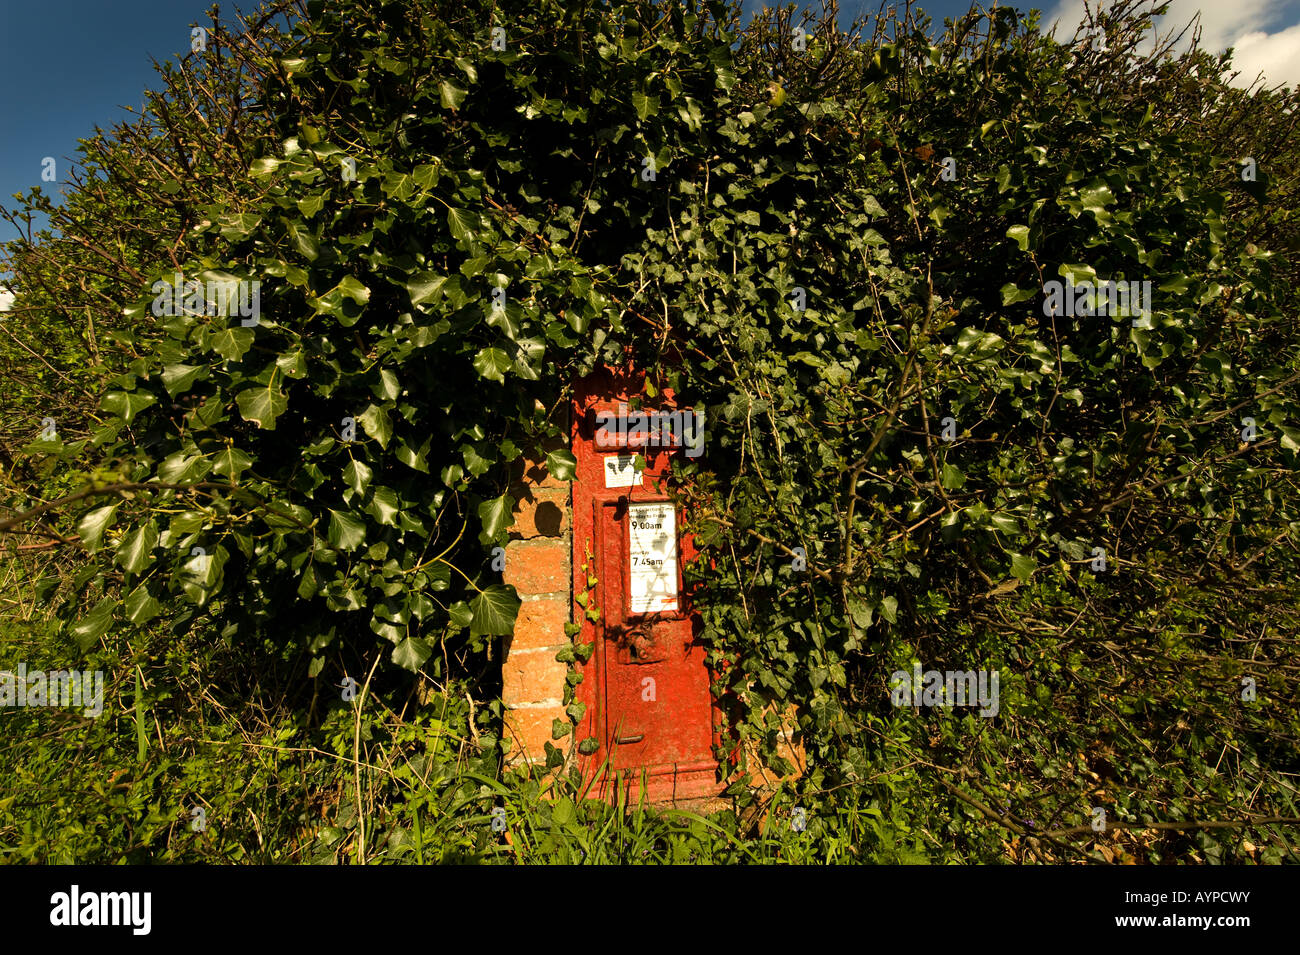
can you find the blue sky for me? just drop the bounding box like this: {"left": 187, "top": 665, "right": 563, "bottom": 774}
{"left": 2, "top": 0, "right": 1298, "bottom": 283}
{"left": 0, "top": 0, "right": 227, "bottom": 253}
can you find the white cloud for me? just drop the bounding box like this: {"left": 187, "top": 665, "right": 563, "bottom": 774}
{"left": 1044, "top": 0, "right": 1300, "bottom": 90}
{"left": 1229, "top": 22, "right": 1300, "bottom": 87}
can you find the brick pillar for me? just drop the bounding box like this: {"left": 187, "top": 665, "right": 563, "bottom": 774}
{"left": 501, "top": 440, "right": 572, "bottom": 768}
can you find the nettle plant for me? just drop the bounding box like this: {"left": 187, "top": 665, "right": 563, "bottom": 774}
{"left": 5, "top": 0, "right": 1299, "bottom": 860}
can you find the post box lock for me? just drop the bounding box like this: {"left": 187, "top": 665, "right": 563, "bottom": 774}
{"left": 612, "top": 622, "right": 668, "bottom": 664}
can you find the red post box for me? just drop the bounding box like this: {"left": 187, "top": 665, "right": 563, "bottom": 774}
{"left": 569, "top": 367, "right": 723, "bottom": 804}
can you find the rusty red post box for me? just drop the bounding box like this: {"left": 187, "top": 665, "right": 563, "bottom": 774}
{"left": 569, "top": 367, "right": 723, "bottom": 804}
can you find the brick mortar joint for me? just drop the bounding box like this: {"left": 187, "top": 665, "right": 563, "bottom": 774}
{"left": 510, "top": 485, "right": 571, "bottom": 497}
{"left": 504, "top": 699, "right": 565, "bottom": 709}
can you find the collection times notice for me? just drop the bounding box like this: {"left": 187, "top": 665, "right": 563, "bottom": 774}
{"left": 628, "top": 503, "right": 677, "bottom": 613}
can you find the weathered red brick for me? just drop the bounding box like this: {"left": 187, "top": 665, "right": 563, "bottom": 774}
{"left": 505, "top": 598, "right": 570, "bottom": 653}
{"left": 502, "top": 540, "right": 569, "bottom": 594}
{"left": 503, "top": 704, "right": 569, "bottom": 764}
{"left": 508, "top": 487, "right": 569, "bottom": 539}
{"left": 503, "top": 650, "right": 570, "bottom": 705}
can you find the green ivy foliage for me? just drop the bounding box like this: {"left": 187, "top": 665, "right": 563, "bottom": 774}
{"left": 666, "top": 2, "right": 1300, "bottom": 859}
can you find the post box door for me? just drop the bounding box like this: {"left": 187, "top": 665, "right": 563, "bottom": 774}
{"left": 570, "top": 368, "right": 723, "bottom": 802}
{"left": 594, "top": 498, "right": 714, "bottom": 773}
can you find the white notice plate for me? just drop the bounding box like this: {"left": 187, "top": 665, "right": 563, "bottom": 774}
{"left": 628, "top": 503, "right": 678, "bottom": 613}
{"left": 604, "top": 454, "right": 641, "bottom": 488}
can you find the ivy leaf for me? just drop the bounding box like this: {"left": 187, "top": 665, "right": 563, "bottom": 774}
{"left": 395, "top": 437, "right": 430, "bottom": 472}
{"left": 447, "top": 207, "right": 484, "bottom": 241}
{"left": 76, "top": 504, "right": 119, "bottom": 552}
{"left": 632, "top": 90, "right": 658, "bottom": 120}
{"left": 1006, "top": 224, "right": 1031, "bottom": 251}
{"left": 1058, "top": 262, "right": 1097, "bottom": 284}
{"left": 313, "top": 275, "right": 370, "bottom": 325}
{"left": 879, "top": 595, "right": 899, "bottom": 624}
{"left": 440, "top": 81, "right": 468, "bottom": 110}
{"left": 512, "top": 337, "right": 545, "bottom": 380}
{"left": 546, "top": 448, "right": 577, "bottom": 481}
{"left": 707, "top": 46, "right": 736, "bottom": 90}
{"left": 412, "top": 163, "right": 441, "bottom": 190}
{"left": 168, "top": 510, "right": 206, "bottom": 539}
{"left": 328, "top": 510, "right": 366, "bottom": 551}
{"left": 161, "top": 363, "right": 208, "bottom": 397}
{"left": 285, "top": 220, "right": 320, "bottom": 261}
{"left": 180, "top": 545, "right": 227, "bottom": 603}
{"left": 453, "top": 56, "right": 476, "bottom": 82}
{"left": 210, "top": 327, "right": 256, "bottom": 362}
{"left": 101, "top": 391, "right": 157, "bottom": 425}
{"left": 124, "top": 583, "right": 162, "bottom": 625}
{"left": 368, "top": 486, "right": 400, "bottom": 526}
{"left": 406, "top": 271, "right": 448, "bottom": 307}
{"left": 382, "top": 172, "right": 416, "bottom": 201}
{"left": 470, "top": 584, "right": 521, "bottom": 636}
{"left": 115, "top": 522, "right": 160, "bottom": 574}
{"left": 357, "top": 404, "right": 392, "bottom": 448}
{"left": 372, "top": 368, "right": 400, "bottom": 402}
{"left": 392, "top": 636, "right": 433, "bottom": 672}
{"left": 990, "top": 513, "right": 1019, "bottom": 536}
{"left": 952, "top": 327, "right": 1005, "bottom": 356}
{"left": 211, "top": 446, "right": 253, "bottom": 480}
{"left": 847, "top": 596, "right": 874, "bottom": 629}
{"left": 297, "top": 193, "right": 325, "bottom": 218}
{"left": 449, "top": 600, "right": 473, "bottom": 628}
{"left": 236, "top": 384, "right": 289, "bottom": 429}
{"left": 1010, "top": 552, "right": 1038, "bottom": 580}
{"left": 344, "top": 459, "right": 373, "bottom": 495}
{"left": 462, "top": 443, "right": 493, "bottom": 477}
{"left": 1000, "top": 283, "right": 1037, "bottom": 305}
{"left": 473, "top": 347, "right": 512, "bottom": 383}
{"left": 158, "top": 451, "right": 212, "bottom": 484}
{"left": 485, "top": 302, "right": 521, "bottom": 340}
{"left": 249, "top": 157, "right": 283, "bottom": 177}
{"left": 70, "top": 597, "right": 116, "bottom": 652}
{"left": 277, "top": 348, "right": 307, "bottom": 379}
{"left": 478, "top": 494, "right": 514, "bottom": 541}
{"left": 1080, "top": 184, "right": 1114, "bottom": 214}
